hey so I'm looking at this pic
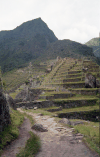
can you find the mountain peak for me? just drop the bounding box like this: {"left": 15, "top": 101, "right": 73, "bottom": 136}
{"left": 0, "top": 18, "right": 58, "bottom": 72}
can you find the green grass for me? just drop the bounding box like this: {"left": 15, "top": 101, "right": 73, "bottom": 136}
{"left": 54, "top": 105, "right": 99, "bottom": 114}
{"left": 9, "top": 88, "right": 22, "bottom": 99}
{"left": 25, "top": 108, "right": 55, "bottom": 117}
{"left": 73, "top": 121, "right": 100, "bottom": 155}
{"left": 53, "top": 96, "right": 98, "bottom": 102}
{"left": 0, "top": 109, "right": 24, "bottom": 155}
{"left": 40, "top": 91, "right": 71, "bottom": 97}
{"left": 14, "top": 110, "right": 41, "bottom": 157}
{"left": 0, "top": 109, "right": 41, "bottom": 157}
{"left": 71, "top": 88, "right": 99, "bottom": 91}
{"left": 22, "top": 105, "right": 100, "bottom": 155}
{"left": 16, "top": 131, "right": 41, "bottom": 157}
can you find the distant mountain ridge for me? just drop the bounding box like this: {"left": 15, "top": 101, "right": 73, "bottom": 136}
{"left": 43, "top": 39, "right": 94, "bottom": 60}
{"left": 85, "top": 37, "right": 100, "bottom": 57}
{"left": 0, "top": 18, "right": 95, "bottom": 73}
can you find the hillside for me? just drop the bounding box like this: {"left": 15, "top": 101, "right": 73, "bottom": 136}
{"left": 42, "top": 39, "right": 95, "bottom": 60}
{"left": 85, "top": 37, "right": 100, "bottom": 57}
{"left": 1, "top": 57, "right": 100, "bottom": 156}
{"left": 10, "top": 57, "right": 99, "bottom": 155}
{"left": 0, "top": 18, "right": 58, "bottom": 72}
{"left": 0, "top": 17, "right": 96, "bottom": 73}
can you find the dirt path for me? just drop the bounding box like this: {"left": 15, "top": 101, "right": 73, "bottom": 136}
{"left": 1, "top": 117, "right": 31, "bottom": 157}
{"left": 17, "top": 108, "right": 99, "bottom": 157}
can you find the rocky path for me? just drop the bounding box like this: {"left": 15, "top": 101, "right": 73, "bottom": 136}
{"left": 17, "top": 108, "right": 99, "bottom": 157}
{"left": 1, "top": 117, "right": 31, "bottom": 157}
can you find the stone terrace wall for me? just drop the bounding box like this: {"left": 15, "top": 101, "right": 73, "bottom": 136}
{"left": 16, "top": 100, "right": 53, "bottom": 109}
{"left": 58, "top": 110, "right": 99, "bottom": 122}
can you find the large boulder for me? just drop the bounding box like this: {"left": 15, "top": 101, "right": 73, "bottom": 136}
{"left": 15, "top": 88, "right": 42, "bottom": 102}
{"left": 15, "top": 88, "right": 34, "bottom": 102}
{"left": 31, "top": 124, "right": 48, "bottom": 132}
{"left": 0, "top": 92, "right": 11, "bottom": 132}
{"left": 5, "top": 94, "right": 16, "bottom": 110}
{"left": 85, "top": 73, "right": 96, "bottom": 88}
{"left": 96, "top": 80, "right": 100, "bottom": 88}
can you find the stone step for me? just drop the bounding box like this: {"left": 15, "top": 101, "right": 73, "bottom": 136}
{"left": 68, "top": 70, "right": 81, "bottom": 74}
{"left": 53, "top": 98, "right": 98, "bottom": 108}
{"left": 63, "top": 78, "right": 82, "bottom": 83}
{"left": 55, "top": 72, "right": 68, "bottom": 76}
{"left": 66, "top": 74, "right": 82, "bottom": 78}
{"left": 40, "top": 93, "right": 75, "bottom": 100}
{"left": 53, "top": 77, "right": 84, "bottom": 83}
{"left": 70, "top": 88, "right": 99, "bottom": 95}
{"left": 58, "top": 109, "right": 99, "bottom": 122}
{"left": 63, "top": 82, "right": 85, "bottom": 89}
{"left": 88, "top": 69, "right": 100, "bottom": 72}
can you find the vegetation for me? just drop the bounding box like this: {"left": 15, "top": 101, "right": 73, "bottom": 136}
{"left": 16, "top": 112, "right": 41, "bottom": 157}
{"left": 16, "top": 131, "right": 41, "bottom": 157}
{"left": 0, "top": 18, "right": 58, "bottom": 73}
{"left": 0, "top": 109, "right": 24, "bottom": 155}
{"left": 0, "top": 47, "right": 100, "bottom": 156}
{"left": 24, "top": 107, "right": 100, "bottom": 155}
{"left": 85, "top": 37, "right": 100, "bottom": 59}
{"left": 73, "top": 121, "right": 100, "bottom": 155}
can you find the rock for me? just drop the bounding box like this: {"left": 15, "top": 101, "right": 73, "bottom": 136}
{"left": 96, "top": 80, "right": 100, "bottom": 88}
{"left": 82, "top": 67, "right": 88, "bottom": 72}
{"left": 31, "top": 124, "right": 48, "bottom": 132}
{"left": 59, "top": 118, "right": 71, "bottom": 125}
{"left": 0, "top": 91, "right": 11, "bottom": 132}
{"left": 29, "top": 106, "right": 33, "bottom": 109}
{"left": 71, "top": 121, "right": 84, "bottom": 126}
{"left": 5, "top": 94, "right": 16, "bottom": 110}
{"left": 38, "top": 113, "right": 43, "bottom": 116}
{"left": 85, "top": 73, "right": 96, "bottom": 88}
{"left": 21, "top": 106, "right": 25, "bottom": 109}
{"left": 47, "top": 107, "right": 62, "bottom": 112}
{"left": 34, "top": 106, "right": 38, "bottom": 110}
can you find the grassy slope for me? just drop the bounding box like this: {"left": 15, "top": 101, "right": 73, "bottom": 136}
{"left": 0, "top": 109, "right": 41, "bottom": 157}
{"left": 0, "top": 109, "right": 24, "bottom": 155}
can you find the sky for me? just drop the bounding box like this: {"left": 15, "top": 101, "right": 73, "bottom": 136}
{"left": 0, "top": 0, "right": 100, "bottom": 44}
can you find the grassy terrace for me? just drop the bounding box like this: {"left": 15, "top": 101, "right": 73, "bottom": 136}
{"left": 40, "top": 60, "right": 65, "bottom": 87}
{"left": 66, "top": 73, "right": 82, "bottom": 77}
{"left": 70, "top": 88, "right": 99, "bottom": 90}
{"left": 41, "top": 105, "right": 99, "bottom": 113}
{"left": 40, "top": 91, "right": 72, "bottom": 97}
{"left": 53, "top": 77, "right": 83, "bottom": 81}
{"left": 45, "top": 81, "right": 85, "bottom": 85}
{"left": 53, "top": 95, "right": 98, "bottom": 102}
{"left": 2, "top": 70, "right": 29, "bottom": 92}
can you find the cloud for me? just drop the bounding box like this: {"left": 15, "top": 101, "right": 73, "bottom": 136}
{"left": 0, "top": 0, "right": 99, "bottom": 43}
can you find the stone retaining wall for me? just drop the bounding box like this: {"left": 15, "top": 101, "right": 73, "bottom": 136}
{"left": 16, "top": 100, "right": 53, "bottom": 109}
{"left": 63, "top": 78, "right": 81, "bottom": 83}
{"left": 71, "top": 89, "right": 98, "bottom": 95}
{"left": 54, "top": 99, "right": 97, "bottom": 108}
{"left": 16, "top": 99, "right": 97, "bottom": 109}
{"left": 45, "top": 93, "right": 75, "bottom": 100}
{"left": 63, "top": 83, "right": 85, "bottom": 88}
{"left": 68, "top": 71, "right": 81, "bottom": 74}
{"left": 58, "top": 110, "right": 99, "bottom": 122}
{"left": 66, "top": 74, "right": 82, "bottom": 78}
